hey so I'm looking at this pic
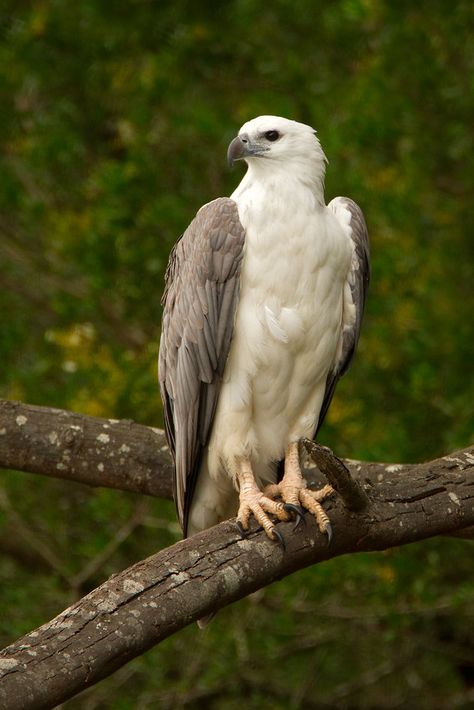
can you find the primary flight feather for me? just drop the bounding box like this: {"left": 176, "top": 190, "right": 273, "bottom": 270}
{"left": 159, "top": 115, "right": 369, "bottom": 544}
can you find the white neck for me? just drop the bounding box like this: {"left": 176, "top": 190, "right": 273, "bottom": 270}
{"left": 231, "top": 154, "right": 326, "bottom": 213}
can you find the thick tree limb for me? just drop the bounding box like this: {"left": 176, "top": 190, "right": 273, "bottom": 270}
{"left": 0, "top": 399, "right": 174, "bottom": 499}
{"left": 0, "top": 398, "right": 473, "bottom": 706}
{"left": 0, "top": 446, "right": 473, "bottom": 709}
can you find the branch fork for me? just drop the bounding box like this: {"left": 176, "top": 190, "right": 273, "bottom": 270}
{"left": 301, "top": 438, "right": 370, "bottom": 512}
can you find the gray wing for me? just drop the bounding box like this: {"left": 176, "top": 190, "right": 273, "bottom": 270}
{"left": 316, "top": 196, "right": 370, "bottom": 434}
{"left": 159, "top": 197, "right": 245, "bottom": 535}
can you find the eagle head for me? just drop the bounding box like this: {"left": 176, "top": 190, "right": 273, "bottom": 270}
{"left": 227, "top": 115, "right": 326, "bottom": 170}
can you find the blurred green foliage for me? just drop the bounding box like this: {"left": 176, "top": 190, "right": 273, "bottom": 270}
{"left": 0, "top": 1, "right": 473, "bottom": 707}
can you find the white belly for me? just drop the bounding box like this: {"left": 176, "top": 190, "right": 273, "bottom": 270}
{"left": 187, "top": 193, "right": 352, "bottom": 535}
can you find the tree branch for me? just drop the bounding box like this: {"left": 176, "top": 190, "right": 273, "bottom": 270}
{"left": 2, "top": 399, "right": 473, "bottom": 526}
{"left": 0, "top": 398, "right": 447, "bottom": 498}
{"left": 302, "top": 439, "right": 369, "bottom": 511}
{"left": 0, "top": 399, "right": 174, "bottom": 499}
{"left": 0, "top": 445, "right": 473, "bottom": 709}
{"left": 0, "top": 397, "right": 473, "bottom": 706}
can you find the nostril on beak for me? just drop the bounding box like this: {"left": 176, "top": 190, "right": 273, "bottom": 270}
{"left": 240, "top": 133, "right": 249, "bottom": 144}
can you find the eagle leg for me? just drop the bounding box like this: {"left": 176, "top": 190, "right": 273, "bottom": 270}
{"left": 264, "top": 442, "right": 334, "bottom": 542}
{"left": 236, "top": 457, "right": 291, "bottom": 542}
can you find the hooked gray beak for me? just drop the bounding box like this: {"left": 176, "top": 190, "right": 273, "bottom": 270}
{"left": 227, "top": 133, "right": 268, "bottom": 167}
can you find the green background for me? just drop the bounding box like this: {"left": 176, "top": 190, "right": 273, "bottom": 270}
{"left": 0, "top": 1, "right": 473, "bottom": 707}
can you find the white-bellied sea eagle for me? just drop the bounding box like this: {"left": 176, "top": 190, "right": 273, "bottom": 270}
{"left": 159, "top": 115, "right": 370, "bottom": 548}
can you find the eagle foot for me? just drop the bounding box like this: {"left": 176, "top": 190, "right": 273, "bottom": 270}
{"left": 236, "top": 457, "right": 292, "bottom": 542}
{"left": 236, "top": 490, "right": 291, "bottom": 542}
{"left": 270, "top": 527, "right": 286, "bottom": 550}
{"left": 282, "top": 503, "right": 306, "bottom": 530}
{"left": 263, "top": 441, "right": 335, "bottom": 542}
{"left": 299, "top": 486, "right": 335, "bottom": 542}
{"left": 264, "top": 482, "right": 335, "bottom": 542}
{"left": 235, "top": 520, "right": 249, "bottom": 539}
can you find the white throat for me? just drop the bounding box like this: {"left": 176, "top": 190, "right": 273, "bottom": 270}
{"left": 231, "top": 160, "right": 326, "bottom": 224}
{"left": 231, "top": 151, "right": 326, "bottom": 211}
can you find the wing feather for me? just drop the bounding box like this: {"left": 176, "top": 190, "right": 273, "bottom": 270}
{"left": 316, "top": 196, "right": 370, "bottom": 434}
{"left": 159, "top": 198, "right": 245, "bottom": 534}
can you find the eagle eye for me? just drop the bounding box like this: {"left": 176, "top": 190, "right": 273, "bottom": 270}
{"left": 264, "top": 130, "right": 280, "bottom": 142}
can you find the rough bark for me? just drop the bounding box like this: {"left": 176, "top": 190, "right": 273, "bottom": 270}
{"left": 0, "top": 398, "right": 473, "bottom": 708}
{"left": 302, "top": 439, "right": 369, "bottom": 511}
{"left": 0, "top": 448, "right": 473, "bottom": 709}
{"left": 0, "top": 399, "right": 174, "bottom": 499}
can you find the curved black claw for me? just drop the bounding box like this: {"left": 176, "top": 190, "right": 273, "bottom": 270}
{"left": 235, "top": 520, "right": 249, "bottom": 539}
{"left": 283, "top": 503, "right": 306, "bottom": 530}
{"left": 271, "top": 527, "right": 286, "bottom": 550}
{"left": 324, "top": 522, "right": 333, "bottom": 546}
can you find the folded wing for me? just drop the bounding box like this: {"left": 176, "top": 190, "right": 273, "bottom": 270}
{"left": 159, "top": 198, "right": 246, "bottom": 534}
{"left": 316, "top": 197, "right": 370, "bottom": 434}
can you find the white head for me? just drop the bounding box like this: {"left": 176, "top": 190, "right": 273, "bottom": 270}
{"left": 227, "top": 115, "right": 327, "bottom": 193}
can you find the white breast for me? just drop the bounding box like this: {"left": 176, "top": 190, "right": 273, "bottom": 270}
{"left": 187, "top": 175, "right": 352, "bottom": 535}
{"left": 209, "top": 177, "right": 351, "bottom": 479}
